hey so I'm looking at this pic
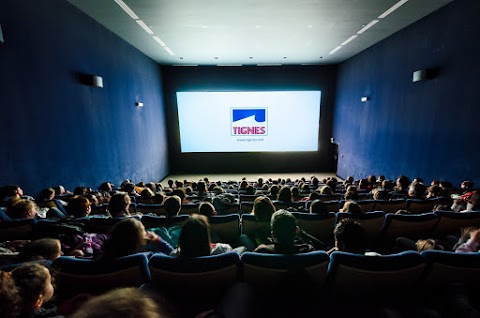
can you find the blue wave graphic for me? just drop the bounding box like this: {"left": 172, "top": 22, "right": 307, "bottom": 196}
{"left": 232, "top": 109, "right": 266, "bottom": 123}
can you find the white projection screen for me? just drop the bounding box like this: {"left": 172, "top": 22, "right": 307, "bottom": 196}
{"left": 176, "top": 91, "right": 321, "bottom": 153}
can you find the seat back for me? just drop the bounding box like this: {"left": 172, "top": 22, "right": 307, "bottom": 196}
{"left": 324, "top": 200, "right": 341, "bottom": 213}
{"left": 406, "top": 199, "right": 438, "bottom": 214}
{"left": 240, "top": 202, "right": 255, "bottom": 214}
{"left": 373, "top": 200, "right": 408, "bottom": 214}
{"left": 432, "top": 211, "right": 480, "bottom": 237}
{"left": 52, "top": 253, "right": 151, "bottom": 300}
{"left": 336, "top": 212, "right": 385, "bottom": 239}
{"left": 241, "top": 214, "right": 269, "bottom": 237}
{"left": 421, "top": 250, "right": 480, "bottom": 289}
{"left": 209, "top": 214, "right": 240, "bottom": 245}
{"left": 136, "top": 203, "right": 165, "bottom": 216}
{"left": 148, "top": 252, "right": 240, "bottom": 302}
{"left": 84, "top": 217, "right": 133, "bottom": 234}
{"left": 354, "top": 200, "right": 376, "bottom": 212}
{"left": 0, "top": 219, "right": 36, "bottom": 241}
{"left": 180, "top": 203, "right": 201, "bottom": 215}
{"left": 241, "top": 251, "right": 329, "bottom": 290}
{"left": 381, "top": 213, "right": 439, "bottom": 241}
{"left": 328, "top": 251, "right": 426, "bottom": 296}
{"left": 141, "top": 215, "right": 189, "bottom": 229}
{"left": 292, "top": 212, "right": 336, "bottom": 245}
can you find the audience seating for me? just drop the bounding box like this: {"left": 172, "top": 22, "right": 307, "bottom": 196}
{"left": 373, "top": 199, "right": 407, "bottom": 213}
{"left": 432, "top": 211, "right": 480, "bottom": 237}
{"left": 240, "top": 214, "right": 269, "bottom": 238}
{"left": 241, "top": 251, "right": 329, "bottom": 290}
{"left": 381, "top": 213, "right": 439, "bottom": 241}
{"left": 136, "top": 203, "right": 165, "bottom": 216}
{"left": 83, "top": 217, "right": 132, "bottom": 234}
{"left": 52, "top": 253, "right": 151, "bottom": 300}
{"left": 336, "top": 211, "right": 385, "bottom": 239}
{"left": 292, "top": 212, "right": 336, "bottom": 245}
{"left": 353, "top": 199, "right": 376, "bottom": 212}
{"left": 240, "top": 202, "right": 254, "bottom": 214}
{"left": 141, "top": 215, "right": 189, "bottom": 229}
{"left": 406, "top": 199, "right": 440, "bottom": 214}
{"left": 0, "top": 218, "right": 36, "bottom": 241}
{"left": 180, "top": 203, "right": 200, "bottom": 215}
{"left": 209, "top": 214, "right": 240, "bottom": 245}
{"left": 327, "top": 251, "right": 426, "bottom": 296}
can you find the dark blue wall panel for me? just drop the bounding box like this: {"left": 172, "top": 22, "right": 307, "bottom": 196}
{"left": 162, "top": 65, "right": 337, "bottom": 174}
{"left": 0, "top": 0, "right": 169, "bottom": 195}
{"left": 333, "top": 0, "right": 480, "bottom": 186}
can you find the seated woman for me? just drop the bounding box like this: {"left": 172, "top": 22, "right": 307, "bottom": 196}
{"left": 6, "top": 199, "right": 39, "bottom": 219}
{"left": 248, "top": 196, "right": 276, "bottom": 247}
{"left": 101, "top": 218, "right": 173, "bottom": 259}
{"left": 171, "top": 214, "right": 233, "bottom": 257}
{"left": 107, "top": 192, "right": 139, "bottom": 218}
{"left": 35, "top": 188, "right": 68, "bottom": 217}
{"left": 16, "top": 238, "right": 63, "bottom": 263}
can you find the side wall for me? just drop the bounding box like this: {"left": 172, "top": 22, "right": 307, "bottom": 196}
{"left": 333, "top": 0, "right": 480, "bottom": 186}
{"left": 162, "top": 65, "right": 337, "bottom": 174}
{"left": 0, "top": 0, "right": 169, "bottom": 195}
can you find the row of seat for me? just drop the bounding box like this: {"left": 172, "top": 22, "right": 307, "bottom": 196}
{"left": 49, "top": 249, "right": 480, "bottom": 303}
{"left": 2, "top": 211, "right": 480, "bottom": 250}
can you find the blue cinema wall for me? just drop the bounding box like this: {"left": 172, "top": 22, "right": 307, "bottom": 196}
{"left": 0, "top": 0, "right": 169, "bottom": 195}
{"left": 333, "top": 0, "right": 480, "bottom": 186}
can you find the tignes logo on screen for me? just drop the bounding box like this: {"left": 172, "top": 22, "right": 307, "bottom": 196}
{"left": 231, "top": 108, "right": 268, "bottom": 136}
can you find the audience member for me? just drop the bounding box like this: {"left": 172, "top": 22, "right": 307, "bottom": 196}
{"left": 108, "top": 192, "right": 134, "bottom": 218}
{"left": 0, "top": 270, "right": 20, "bottom": 318}
{"left": 68, "top": 196, "right": 91, "bottom": 218}
{"left": 328, "top": 219, "right": 376, "bottom": 255}
{"left": 164, "top": 195, "right": 181, "bottom": 217}
{"left": 17, "top": 238, "right": 63, "bottom": 263}
{"left": 198, "top": 202, "right": 216, "bottom": 217}
{"left": 309, "top": 199, "right": 328, "bottom": 215}
{"left": 340, "top": 200, "right": 362, "bottom": 214}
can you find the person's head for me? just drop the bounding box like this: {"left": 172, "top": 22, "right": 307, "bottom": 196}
{"left": 198, "top": 202, "right": 216, "bottom": 217}
{"left": 334, "top": 219, "right": 367, "bottom": 254}
{"left": 140, "top": 188, "right": 155, "bottom": 199}
{"left": 466, "top": 190, "right": 480, "bottom": 211}
{"left": 37, "top": 188, "right": 55, "bottom": 201}
{"left": 53, "top": 185, "right": 66, "bottom": 195}
{"left": 103, "top": 218, "right": 146, "bottom": 258}
{"left": 123, "top": 183, "right": 136, "bottom": 195}
{"left": 98, "top": 182, "right": 113, "bottom": 192}
{"left": 212, "top": 186, "right": 224, "bottom": 195}
{"left": 8, "top": 199, "right": 39, "bottom": 219}
{"left": 290, "top": 186, "right": 300, "bottom": 198}
{"left": 358, "top": 178, "right": 369, "bottom": 190}
{"left": 367, "top": 175, "right": 376, "bottom": 184}
{"left": 408, "top": 182, "right": 426, "bottom": 199}
{"left": 270, "top": 210, "right": 299, "bottom": 245}
{"left": 340, "top": 200, "right": 362, "bottom": 214}
{"left": 68, "top": 195, "right": 91, "bottom": 218}
{"left": 3, "top": 185, "right": 23, "bottom": 198}
{"left": 310, "top": 199, "right": 328, "bottom": 215}
{"left": 382, "top": 179, "right": 395, "bottom": 191}
{"left": 178, "top": 214, "right": 211, "bottom": 257}
{"left": 240, "top": 180, "right": 249, "bottom": 190}
{"left": 416, "top": 239, "right": 444, "bottom": 252}
{"left": 326, "top": 179, "right": 336, "bottom": 192}
{"left": 269, "top": 185, "right": 280, "bottom": 197}
{"left": 396, "top": 176, "right": 411, "bottom": 191}
{"left": 311, "top": 176, "right": 319, "bottom": 187}
{"left": 0, "top": 271, "right": 20, "bottom": 318}
{"left": 12, "top": 263, "right": 54, "bottom": 316}
{"left": 70, "top": 288, "right": 165, "bottom": 318}
{"left": 17, "top": 238, "right": 63, "bottom": 263}
{"left": 377, "top": 175, "right": 385, "bottom": 182}
{"left": 344, "top": 190, "right": 358, "bottom": 201}
{"left": 74, "top": 186, "right": 89, "bottom": 196}
{"left": 196, "top": 181, "right": 207, "bottom": 193}
{"left": 462, "top": 181, "right": 474, "bottom": 190}
{"left": 108, "top": 193, "right": 132, "bottom": 217}
{"left": 277, "top": 186, "right": 292, "bottom": 203}
{"left": 395, "top": 209, "right": 413, "bottom": 215}
{"left": 426, "top": 185, "right": 444, "bottom": 199}
{"left": 308, "top": 191, "right": 321, "bottom": 201}
{"left": 372, "top": 188, "right": 389, "bottom": 200}
{"left": 252, "top": 196, "right": 276, "bottom": 222}
{"left": 318, "top": 185, "right": 333, "bottom": 195}
{"left": 164, "top": 195, "right": 181, "bottom": 217}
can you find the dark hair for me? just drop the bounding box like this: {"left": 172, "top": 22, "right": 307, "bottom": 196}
{"left": 68, "top": 196, "right": 90, "bottom": 218}
{"left": 12, "top": 263, "right": 49, "bottom": 316}
{"left": 252, "top": 196, "right": 276, "bottom": 222}
{"left": 108, "top": 193, "right": 131, "bottom": 217}
{"left": 310, "top": 199, "right": 328, "bottom": 215}
{"left": 341, "top": 200, "right": 362, "bottom": 214}
{"left": 271, "top": 210, "right": 297, "bottom": 244}
{"left": 178, "top": 215, "right": 211, "bottom": 257}
{"left": 0, "top": 271, "right": 20, "bottom": 318}
{"left": 198, "top": 202, "right": 215, "bottom": 217}
{"left": 17, "top": 238, "right": 61, "bottom": 263}
{"left": 334, "top": 219, "right": 367, "bottom": 254}
{"left": 164, "top": 196, "right": 181, "bottom": 217}
{"left": 277, "top": 186, "right": 292, "bottom": 203}
{"left": 102, "top": 218, "right": 144, "bottom": 258}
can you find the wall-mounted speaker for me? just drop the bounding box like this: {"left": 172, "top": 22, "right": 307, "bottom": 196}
{"left": 0, "top": 25, "right": 4, "bottom": 44}
{"left": 412, "top": 69, "right": 427, "bottom": 82}
{"left": 91, "top": 75, "right": 103, "bottom": 88}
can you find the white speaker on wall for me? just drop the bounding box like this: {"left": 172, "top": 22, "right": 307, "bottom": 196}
{"left": 92, "top": 75, "right": 103, "bottom": 88}
{"left": 0, "top": 25, "right": 4, "bottom": 43}
{"left": 412, "top": 69, "right": 427, "bottom": 82}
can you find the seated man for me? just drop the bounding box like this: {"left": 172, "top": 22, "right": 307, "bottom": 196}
{"left": 254, "top": 210, "right": 315, "bottom": 254}
{"left": 164, "top": 195, "right": 181, "bottom": 218}
{"left": 328, "top": 219, "right": 380, "bottom": 255}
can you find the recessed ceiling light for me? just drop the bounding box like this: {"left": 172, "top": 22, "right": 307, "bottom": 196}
{"left": 153, "top": 36, "right": 167, "bottom": 47}
{"left": 329, "top": 46, "right": 343, "bottom": 55}
{"left": 113, "top": 0, "right": 139, "bottom": 20}
{"left": 378, "top": 0, "right": 409, "bottom": 19}
{"left": 201, "top": 25, "right": 208, "bottom": 29}
{"left": 256, "top": 25, "right": 261, "bottom": 28}
{"left": 164, "top": 47, "right": 175, "bottom": 56}
{"left": 308, "top": 25, "right": 313, "bottom": 28}
{"left": 357, "top": 20, "right": 379, "bottom": 34}
{"left": 136, "top": 20, "right": 154, "bottom": 35}
{"left": 340, "top": 35, "right": 358, "bottom": 46}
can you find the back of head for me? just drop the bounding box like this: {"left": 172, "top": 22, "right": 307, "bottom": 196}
{"left": 108, "top": 193, "right": 131, "bottom": 217}
{"left": 416, "top": 239, "right": 444, "bottom": 252}
{"left": 74, "top": 186, "right": 89, "bottom": 196}
{"left": 198, "top": 202, "right": 216, "bottom": 217}
{"left": 373, "top": 188, "right": 389, "bottom": 200}
{"left": 277, "top": 186, "right": 292, "bottom": 202}
{"left": 7, "top": 199, "right": 38, "bottom": 219}
{"left": 179, "top": 215, "right": 211, "bottom": 257}
{"left": 340, "top": 200, "right": 362, "bottom": 214}
{"left": 271, "top": 210, "right": 297, "bottom": 244}
{"left": 408, "top": 182, "right": 426, "bottom": 199}
{"left": 17, "top": 238, "right": 61, "bottom": 263}
{"left": 70, "top": 287, "right": 164, "bottom": 318}
{"left": 141, "top": 188, "right": 155, "bottom": 199}
{"left": 310, "top": 199, "right": 328, "bottom": 215}
{"left": 103, "top": 218, "right": 144, "bottom": 258}
{"left": 252, "top": 196, "right": 276, "bottom": 222}
{"left": 0, "top": 271, "right": 20, "bottom": 318}
{"left": 11, "top": 263, "right": 50, "bottom": 316}
{"left": 319, "top": 185, "right": 332, "bottom": 195}
{"left": 164, "top": 196, "right": 181, "bottom": 217}
{"left": 68, "top": 196, "right": 91, "bottom": 218}
{"left": 334, "top": 219, "right": 367, "bottom": 254}
{"left": 37, "top": 188, "right": 55, "bottom": 201}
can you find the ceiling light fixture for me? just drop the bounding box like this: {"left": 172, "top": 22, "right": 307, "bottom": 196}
{"left": 136, "top": 20, "right": 154, "bottom": 34}
{"left": 257, "top": 64, "right": 282, "bottom": 66}
{"left": 378, "top": 0, "right": 409, "bottom": 19}
{"left": 329, "top": 46, "right": 343, "bottom": 55}
{"left": 113, "top": 0, "right": 139, "bottom": 20}
{"left": 357, "top": 20, "right": 379, "bottom": 34}
{"left": 340, "top": 35, "right": 358, "bottom": 46}
{"left": 164, "top": 47, "right": 175, "bottom": 56}
{"left": 153, "top": 36, "right": 167, "bottom": 47}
